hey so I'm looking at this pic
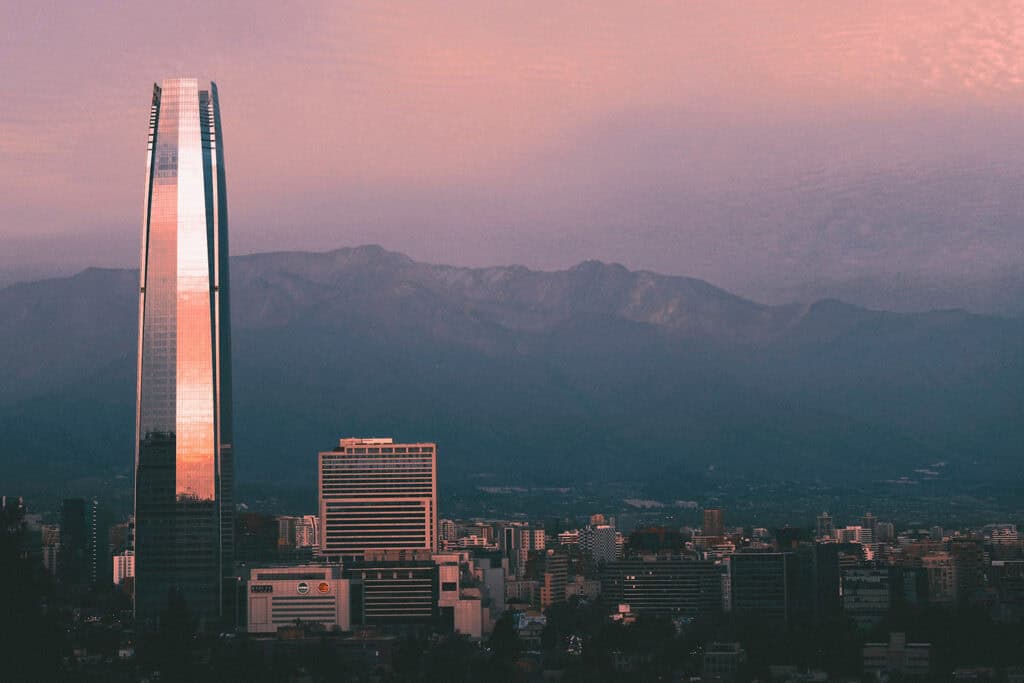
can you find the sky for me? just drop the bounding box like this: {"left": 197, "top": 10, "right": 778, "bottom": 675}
{"left": 3, "top": 1, "right": 1024, "bottom": 298}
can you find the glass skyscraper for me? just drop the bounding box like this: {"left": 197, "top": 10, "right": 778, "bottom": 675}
{"left": 134, "top": 78, "right": 233, "bottom": 629}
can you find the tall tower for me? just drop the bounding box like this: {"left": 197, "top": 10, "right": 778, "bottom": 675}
{"left": 134, "top": 78, "right": 233, "bottom": 629}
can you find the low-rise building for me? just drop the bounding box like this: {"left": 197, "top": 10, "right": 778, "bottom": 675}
{"left": 703, "top": 641, "right": 746, "bottom": 682}
{"left": 863, "top": 632, "right": 930, "bottom": 679}
{"left": 247, "top": 565, "right": 351, "bottom": 634}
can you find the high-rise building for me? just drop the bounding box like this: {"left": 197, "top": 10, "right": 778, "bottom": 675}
{"left": 816, "top": 512, "right": 834, "bottom": 540}
{"left": 59, "top": 498, "right": 88, "bottom": 587}
{"left": 133, "top": 78, "right": 234, "bottom": 629}
{"left": 538, "top": 549, "right": 568, "bottom": 609}
{"left": 922, "top": 552, "right": 958, "bottom": 606}
{"left": 703, "top": 509, "right": 725, "bottom": 537}
{"left": 518, "top": 527, "right": 546, "bottom": 577}
{"left": 41, "top": 523, "right": 60, "bottom": 577}
{"left": 296, "top": 515, "right": 319, "bottom": 550}
{"left": 114, "top": 550, "right": 136, "bottom": 586}
{"left": 439, "top": 519, "right": 457, "bottom": 545}
{"left": 842, "top": 564, "right": 892, "bottom": 628}
{"left": 319, "top": 437, "right": 437, "bottom": 560}
{"left": 730, "top": 551, "right": 800, "bottom": 625}
{"left": 581, "top": 524, "right": 620, "bottom": 564}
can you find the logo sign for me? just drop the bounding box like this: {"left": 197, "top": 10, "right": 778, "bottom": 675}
{"left": 250, "top": 584, "right": 273, "bottom": 594}
{"left": 296, "top": 582, "right": 310, "bottom": 595}
{"left": 317, "top": 582, "right": 331, "bottom": 594}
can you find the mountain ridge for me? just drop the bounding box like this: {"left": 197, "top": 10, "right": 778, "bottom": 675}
{"left": 1, "top": 244, "right": 1020, "bottom": 496}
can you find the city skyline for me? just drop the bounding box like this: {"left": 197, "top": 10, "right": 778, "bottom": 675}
{"left": 133, "top": 78, "right": 234, "bottom": 628}
{"left": 2, "top": 5, "right": 1023, "bottom": 678}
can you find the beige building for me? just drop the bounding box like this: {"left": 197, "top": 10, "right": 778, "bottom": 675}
{"left": 319, "top": 437, "right": 437, "bottom": 560}
{"left": 246, "top": 565, "right": 350, "bottom": 634}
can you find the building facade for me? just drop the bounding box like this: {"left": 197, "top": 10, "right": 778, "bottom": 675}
{"left": 114, "top": 551, "right": 136, "bottom": 586}
{"left": 581, "top": 524, "right": 620, "bottom": 564}
{"left": 730, "top": 551, "right": 800, "bottom": 625}
{"left": 246, "top": 565, "right": 350, "bottom": 634}
{"left": 601, "top": 557, "right": 723, "bottom": 617}
{"left": 134, "top": 78, "right": 234, "bottom": 629}
{"left": 842, "top": 565, "right": 891, "bottom": 628}
{"left": 319, "top": 438, "right": 437, "bottom": 560}
{"left": 703, "top": 509, "right": 725, "bottom": 537}
{"left": 346, "top": 550, "right": 439, "bottom": 626}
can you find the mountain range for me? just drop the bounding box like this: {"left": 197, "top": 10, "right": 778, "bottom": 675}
{"left": 1, "top": 245, "right": 1021, "bottom": 500}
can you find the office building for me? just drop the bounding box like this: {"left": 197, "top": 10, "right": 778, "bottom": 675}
{"left": 730, "top": 551, "right": 800, "bottom": 625}
{"left": 295, "top": 515, "right": 319, "bottom": 549}
{"left": 703, "top": 509, "right": 725, "bottom": 537}
{"left": 246, "top": 565, "right": 350, "bottom": 634}
{"left": 581, "top": 524, "right": 620, "bottom": 564}
{"left": 114, "top": 550, "right": 136, "bottom": 586}
{"left": 59, "top": 498, "right": 89, "bottom": 587}
{"left": 439, "top": 519, "right": 457, "bottom": 545}
{"left": 319, "top": 437, "right": 437, "bottom": 560}
{"left": 538, "top": 549, "right": 568, "bottom": 609}
{"left": 434, "top": 551, "right": 497, "bottom": 639}
{"left": 922, "top": 552, "right": 958, "bottom": 606}
{"left": 842, "top": 565, "right": 891, "bottom": 628}
{"left": 41, "top": 523, "right": 60, "bottom": 577}
{"left": 990, "top": 560, "right": 1024, "bottom": 623}
{"left": 557, "top": 530, "right": 580, "bottom": 547}
{"left": 816, "top": 512, "right": 834, "bottom": 540}
{"left": 863, "top": 632, "right": 930, "bottom": 678}
{"left": 703, "top": 642, "right": 746, "bottom": 683}
{"left": 346, "top": 550, "right": 439, "bottom": 626}
{"left": 601, "top": 557, "right": 723, "bottom": 617}
{"left": 133, "top": 78, "right": 234, "bottom": 629}
{"left": 505, "top": 579, "right": 539, "bottom": 606}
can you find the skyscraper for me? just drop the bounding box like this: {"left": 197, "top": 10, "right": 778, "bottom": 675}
{"left": 134, "top": 78, "right": 233, "bottom": 629}
{"left": 703, "top": 508, "right": 725, "bottom": 537}
{"left": 319, "top": 437, "right": 437, "bottom": 560}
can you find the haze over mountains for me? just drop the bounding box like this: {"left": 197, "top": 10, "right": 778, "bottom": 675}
{"left": 1, "top": 245, "right": 1021, "bottom": 498}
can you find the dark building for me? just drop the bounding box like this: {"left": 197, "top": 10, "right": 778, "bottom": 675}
{"left": 990, "top": 560, "right": 1024, "bottom": 623}
{"left": 790, "top": 541, "right": 863, "bottom": 623}
{"left": 703, "top": 509, "right": 725, "bottom": 537}
{"left": 134, "top": 78, "right": 234, "bottom": 630}
{"left": 730, "top": 551, "right": 800, "bottom": 626}
{"left": 539, "top": 549, "right": 568, "bottom": 609}
{"left": 951, "top": 537, "right": 986, "bottom": 606}
{"left": 602, "top": 557, "right": 723, "bottom": 617}
{"left": 627, "top": 527, "right": 683, "bottom": 555}
{"left": 345, "top": 551, "right": 439, "bottom": 628}
{"left": 892, "top": 565, "right": 930, "bottom": 608}
{"left": 842, "top": 563, "right": 893, "bottom": 628}
{"left": 59, "top": 498, "right": 89, "bottom": 587}
{"left": 235, "top": 513, "right": 281, "bottom": 564}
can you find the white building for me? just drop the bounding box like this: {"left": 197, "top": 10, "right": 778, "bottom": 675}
{"left": 246, "top": 565, "right": 350, "bottom": 634}
{"left": 434, "top": 551, "right": 495, "bottom": 639}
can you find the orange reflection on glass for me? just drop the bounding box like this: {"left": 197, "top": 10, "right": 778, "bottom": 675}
{"left": 170, "top": 79, "right": 216, "bottom": 502}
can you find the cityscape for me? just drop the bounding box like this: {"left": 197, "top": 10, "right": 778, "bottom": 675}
{"left": 4, "top": 4, "right": 1024, "bottom": 683}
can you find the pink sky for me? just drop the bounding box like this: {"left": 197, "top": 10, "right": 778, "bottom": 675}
{"left": 3, "top": 1, "right": 1024, "bottom": 294}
